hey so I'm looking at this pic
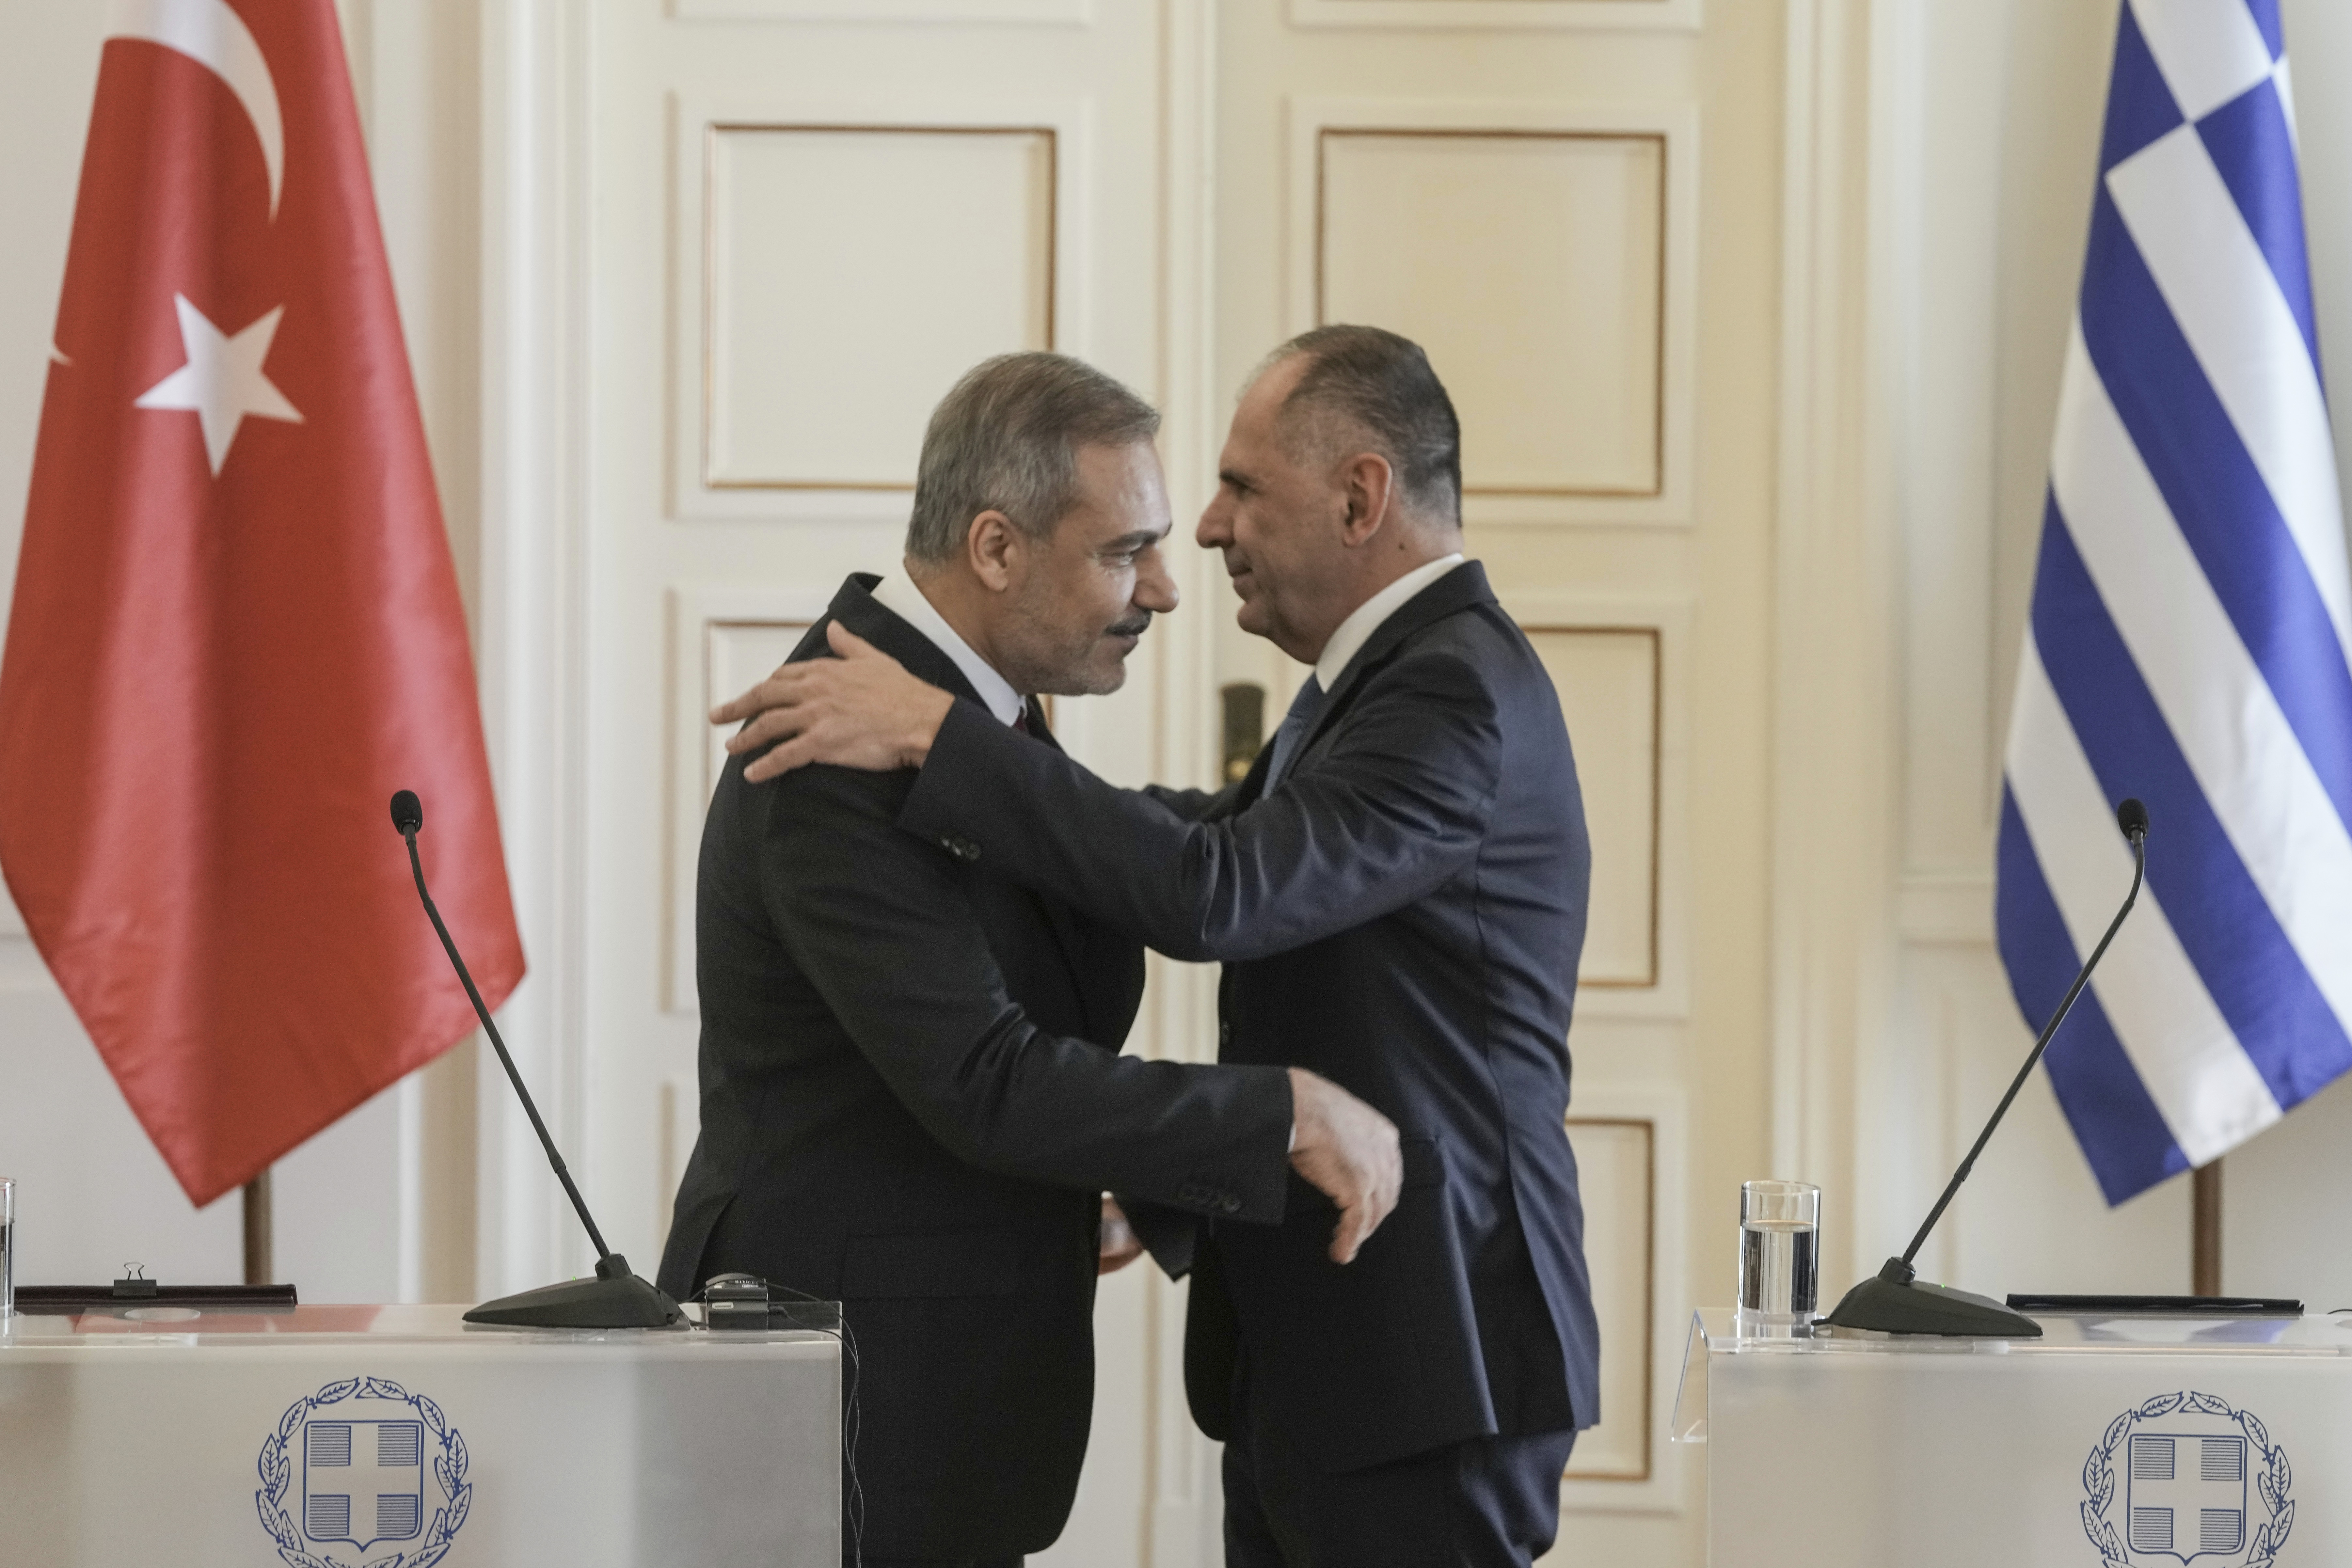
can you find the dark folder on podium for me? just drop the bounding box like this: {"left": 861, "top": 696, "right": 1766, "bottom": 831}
{"left": 15, "top": 1280, "right": 297, "bottom": 1312}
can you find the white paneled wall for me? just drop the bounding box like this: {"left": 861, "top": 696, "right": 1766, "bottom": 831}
{"left": 701, "top": 125, "right": 1057, "bottom": 489}
{"left": 1320, "top": 130, "right": 1667, "bottom": 497}
{"left": 1877, "top": 0, "right": 2352, "bottom": 1327}
{"left": 1526, "top": 626, "right": 1662, "bottom": 989}
{"left": 27, "top": 0, "right": 2352, "bottom": 1564}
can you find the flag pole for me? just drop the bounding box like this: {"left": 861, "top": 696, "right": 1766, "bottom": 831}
{"left": 242, "top": 1168, "right": 272, "bottom": 1285}
{"left": 2191, "top": 1158, "right": 2221, "bottom": 1296}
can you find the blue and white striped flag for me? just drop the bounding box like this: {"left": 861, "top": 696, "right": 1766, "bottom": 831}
{"left": 1997, "top": 0, "right": 2352, "bottom": 1206}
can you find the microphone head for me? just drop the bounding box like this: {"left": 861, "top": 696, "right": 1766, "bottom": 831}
{"left": 390, "top": 790, "right": 424, "bottom": 836}
{"left": 2117, "top": 797, "right": 2149, "bottom": 842}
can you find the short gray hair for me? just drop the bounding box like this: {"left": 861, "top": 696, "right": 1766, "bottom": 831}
{"left": 1258, "top": 325, "right": 1462, "bottom": 524}
{"left": 905, "top": 353, "right": 1161, "bottom": 565}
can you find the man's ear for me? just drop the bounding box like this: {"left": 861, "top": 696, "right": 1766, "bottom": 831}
{"left": 964, "top": 510, "right": 1021, "bottom": 593}
{"left": 1337, "top": 452, "right": 1397, "bottom": 547}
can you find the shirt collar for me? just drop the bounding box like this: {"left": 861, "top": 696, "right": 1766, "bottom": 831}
{"left": 868, "top": 573, "right": 1026, "bottom": 726}
{"left": 1312, "top": 554, "right": 1468, "bottom": 689}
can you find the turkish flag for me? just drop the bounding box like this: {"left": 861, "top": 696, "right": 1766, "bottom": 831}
{"left": 0, "top": 0, "right": 523, "bottom": 1206}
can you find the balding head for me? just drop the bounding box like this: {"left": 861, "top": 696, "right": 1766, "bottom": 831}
{"left": 1253, "top": 325, "right": 1463, "bottom": 532}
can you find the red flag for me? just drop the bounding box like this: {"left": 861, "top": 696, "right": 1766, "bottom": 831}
{"left": 0, "top": 0, "right": 523, "bottom": 1206}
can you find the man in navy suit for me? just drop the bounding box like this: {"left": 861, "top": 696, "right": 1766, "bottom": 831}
{"left": 662, "top": 352, "right": 1404, "bottom": 1568}
{"left": 722, "top": 327, "right": 1597, "bottom": 1567}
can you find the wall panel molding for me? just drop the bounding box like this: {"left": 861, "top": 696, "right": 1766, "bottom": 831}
{"left": 674, "top": 0, "right": 1089, "bottom": 21}
{"left": 1290, "top": 0, "right": 1698, "bottom": 31}
{"left": 1287, "top": 97, "right": 1698, "bottom": 526}
{"left": 1319, "top": 130, "right": 1666, "bottom": 500}
{"left": 1522, "top": 626, "right": 1662, "bottom": 989}
{"left": 1509, "top": 594, "right": 1692, "bottom": 1020}
{"left": 1899, "top": 873, "right": 1995, "bottom": 946}
{"left": 663, "top": 585, "right": 832, "bottom": 1015}
{"left": 669, "top": 93, "right": 1091, "bottom": 522}
{"left": 703, "top": 122, "right": 1057, "bottom": 492}
{"left": 1560, "top": 1082, "right": 1688, "bottom": 1513}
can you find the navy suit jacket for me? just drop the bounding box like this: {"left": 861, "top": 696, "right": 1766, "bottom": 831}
{"left": 898, "top": 561, "right": 1598, "bottom": 1474}
{"left": 658, "top": 574, "right": 1294, "bottom": 1559}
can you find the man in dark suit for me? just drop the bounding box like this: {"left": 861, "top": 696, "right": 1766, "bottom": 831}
{"left": 659, "top": 352, "right": 1403, "bottom": 1568}
{"left": 717, "top": 327, "right": 1598, "bottom": 1567}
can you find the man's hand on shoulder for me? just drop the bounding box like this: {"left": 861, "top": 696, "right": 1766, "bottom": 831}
{"left": 1286, "top": 1068, "right": 1403, "bottom": 1264}
{"left": 713, "top": 622, "right": 954, "bottom": 782}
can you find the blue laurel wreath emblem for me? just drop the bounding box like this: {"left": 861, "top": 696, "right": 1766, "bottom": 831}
{"left": 255, "top": 1375, "right": 472, "bottom": 1568}
{"left": 2082, "top": 1390, "right": 2292, "bottom": 1567}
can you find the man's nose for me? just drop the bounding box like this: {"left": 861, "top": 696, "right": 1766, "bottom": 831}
{"left": 1197, "top": 494, "right": 1232, "bottom": 549}
{"left": 1135, "top": 548, "right": 1179, "bottom": 614}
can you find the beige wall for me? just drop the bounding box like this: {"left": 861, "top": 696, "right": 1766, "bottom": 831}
{"left": 11, "top": 2, "right": 2352, "bottom": 1564}
{"left": 1883, "top": 0, "right": 2352, "bottom": 1321}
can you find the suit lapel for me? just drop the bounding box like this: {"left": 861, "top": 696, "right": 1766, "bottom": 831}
{"left": 1285, "top": 561, "right": 1497, "bottom": 778}
{"left": 1015, "top": 702, "right": 1114, "bottom": 1034}
{"left": 823, "top": 574, "right": 987, "bottom": 705}
{"left": 829, "top": 573, "right": 1109, "bottom": 1025}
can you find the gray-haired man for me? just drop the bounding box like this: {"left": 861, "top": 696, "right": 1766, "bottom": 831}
{"left": 657, "top": 352, "right": 1401, "bottom": 1568}
{"left": 714, "top": 327, "right": 1599, "bottom": 1567}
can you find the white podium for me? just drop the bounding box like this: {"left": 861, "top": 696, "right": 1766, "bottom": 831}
{"left": 1677, "top": 1307, "right": 2352, "bottom": 1566}
{"left": 0, "top": 1302, "right": 840, "bottom": 1566}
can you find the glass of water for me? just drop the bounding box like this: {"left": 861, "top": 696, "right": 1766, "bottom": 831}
{"left": 0, "top": 1176, "right": 13, "bottom": 1323}
{"left": 1738, "top": 1179, "right": 1819, "bottom": 1325}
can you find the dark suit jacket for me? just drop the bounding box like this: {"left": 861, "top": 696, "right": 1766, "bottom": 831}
{"left": 656, "top": 574, "right": 1294, "bottom": 1560}
{"left": 897, "top": 561, "right": 1598, "bottom": 1475}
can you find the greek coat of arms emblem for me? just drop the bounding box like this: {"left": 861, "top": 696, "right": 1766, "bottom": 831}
{"left": 255, "top": 1375, "right": 471, "bottom": 1568}
{"left": 2083, "top": 1391, "right": 2292, "bottom": 1567}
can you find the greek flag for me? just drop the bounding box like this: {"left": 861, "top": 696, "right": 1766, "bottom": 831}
{"left": 1996, "top": 0, "right": 2352, "bottom": 1205}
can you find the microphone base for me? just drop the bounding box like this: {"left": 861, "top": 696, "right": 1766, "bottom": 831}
{"left": 464, "top": 1263, "right": 685, "bottom": 1330}
{"left": 1821, "top": 1259, "right": 2044, "bottom": 1338}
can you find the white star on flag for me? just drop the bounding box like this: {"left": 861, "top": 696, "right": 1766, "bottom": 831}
{"left": 135, "top": 293, "right": 302, "bottom": 476}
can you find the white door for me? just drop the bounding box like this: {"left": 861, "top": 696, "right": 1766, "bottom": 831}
{"left": 1211, "top": 4, "right": 1784, "bottom": 1561}
{"left": 552, "top": 1, "right": 1227, "bottom": 1560}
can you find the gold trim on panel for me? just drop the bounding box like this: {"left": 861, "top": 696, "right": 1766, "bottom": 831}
{"left": 1314, "top": 128, "right": 1669, "bottom": 500}
{"left": 701, "top": 123, "right": 1060, "bottom": 493}
{"left": 704, "top": 618, "right": 812, "bottom": 799}
{"left": 1562, "top": 1113, "right": 1656, "bottom": 1483}
{"left": 704, "top": 615, "right": 1049, "bottom": 753}
{"left": 1521, "top": 624, "right": 1662, "bottom": 989}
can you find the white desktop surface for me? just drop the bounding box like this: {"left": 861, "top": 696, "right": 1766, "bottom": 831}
{"left": 1680, "top": 1307, "right": 2352, "bottom": 1565}
{"left": 0, "top": 1303, "right": 841, "bottom": 1566}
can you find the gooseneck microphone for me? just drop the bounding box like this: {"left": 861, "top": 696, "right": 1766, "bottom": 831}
{"left": 392, "top": 789, "right": 682, "bottom": 1329}
{"left": 1822, "top": 797, "right": 2149, "bottom": 1338}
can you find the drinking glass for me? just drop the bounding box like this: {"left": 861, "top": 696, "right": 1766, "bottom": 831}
{"left": 1738, "top": 1179, "right": 1819, "bottom": 1323}
{"left": 0, "top": 1177, "right": 13, "bottom": 1322}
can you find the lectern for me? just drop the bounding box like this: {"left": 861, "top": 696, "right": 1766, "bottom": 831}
{"left": 0, "top": 1303, "right": 840, "bottom": 1565}
{"left": 1677, "top": 1308, "right": 2341, "bottom": 1565}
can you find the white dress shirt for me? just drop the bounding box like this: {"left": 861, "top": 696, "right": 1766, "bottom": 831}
{"left": 869, "top": 573, "right": 1025, "bottom": 726}
{"left": 1311, "top": 553, "right": 1467, "bottom": 689}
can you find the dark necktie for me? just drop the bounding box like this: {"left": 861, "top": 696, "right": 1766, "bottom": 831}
{"left": 1012, "top": 700, "right": 1031, "bottom": 736}
{"left": 1262, "top": 675, "right": 1326, "bottom": 791}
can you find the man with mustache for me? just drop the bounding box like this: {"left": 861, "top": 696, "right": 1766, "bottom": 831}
{"left": 660, "top": 351, "right": 1403, "bottom": 1568}
{"left": 720, "top": 326, "right": 1598, "bottom": 1567}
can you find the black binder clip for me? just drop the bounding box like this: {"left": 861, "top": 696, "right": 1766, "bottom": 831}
{"left": 111, "top": 1263, "right": 159, "bottom": 1300}
{"left": 702, "top": 1272, "right": 772, "bottom": 1330}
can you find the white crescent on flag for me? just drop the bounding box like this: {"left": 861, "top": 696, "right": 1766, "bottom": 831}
{"left": 106, "top": 0, "right": 285, "bottom": 218}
